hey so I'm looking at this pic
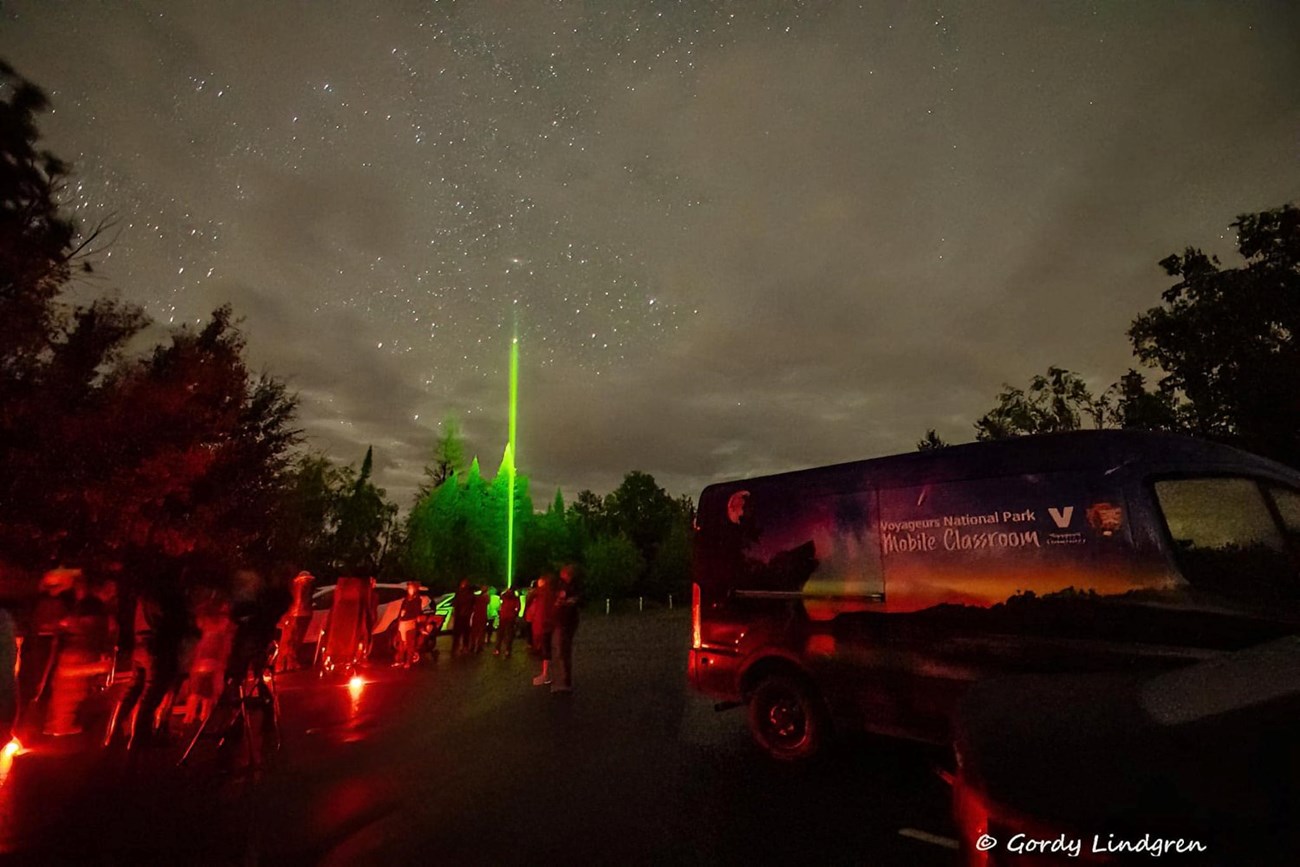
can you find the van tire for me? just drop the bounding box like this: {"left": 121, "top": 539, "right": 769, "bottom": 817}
{"left": 748, "top": 673, "right": 827, "bottom": 761}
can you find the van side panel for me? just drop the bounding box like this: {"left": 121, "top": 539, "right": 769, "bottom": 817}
{"left": 877, "top": 470, "right": 1172, "bottom": 612}
{"left": 690, "top": 432, "right": 1300, "bottom": 745}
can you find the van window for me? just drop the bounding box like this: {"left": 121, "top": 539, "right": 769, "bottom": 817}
{"left": 1154, "top": 478, "right": 1298, "bottom": 601}
{"left": 1267, "top": 486, "right": 1300, "bottom": 545}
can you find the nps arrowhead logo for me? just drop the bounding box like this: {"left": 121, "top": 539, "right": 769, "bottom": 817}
{"left": 1048, "top": 506, "right": 1074, "bottom": 529}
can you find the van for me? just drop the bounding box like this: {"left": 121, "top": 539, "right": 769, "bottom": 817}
{"left": 688, "top": 430, "right": 1300, "bottom": 759}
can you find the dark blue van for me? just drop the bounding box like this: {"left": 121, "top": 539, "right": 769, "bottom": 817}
{"left": 688, "top": 431, "right": 1300, "bottom": 759}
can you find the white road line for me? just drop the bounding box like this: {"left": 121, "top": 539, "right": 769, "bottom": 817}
{"left": 898, "top": 828, "right": 960, "bottom": 850}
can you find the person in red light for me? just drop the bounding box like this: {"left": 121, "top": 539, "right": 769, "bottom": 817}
{"left": 92, "top": 579, "right": 120, "bottom": 675}
{"left": 451, "top": 579, "right": 475, "bottom": 656}
{"left": 276, "top": 571, "right": 314, "bottom": 672}
{"left": 0, "top": 605, "right": 15, "bottom": 746}
{"left": 216, "top": 570, "right": 286, "bottom": 759}
{"left": 495, "top": 588, "right": 520, "bottom": 657}
{"left": 104, "top": 581, "right": 188, "bottom": 750}
{"left": 523, "top": 579, "right": 541, "bottom": 652}
{"left": 19, "top": 571, "right": 73, "bottom": 719}
{"left": 182, "top": 592, "right": 232, "bottom": 725}
{"left": 530, "top": 575, "right": 556, "bottom": 687}
{"left": 469, "top": 586, "right": 490, "bottom": 654}
{"left": 1, "top": 562, "right": 32, "bottom": 743}
{"left": 550, "top": 564, "right": 582, "bottom": 695}
{"left": 44, "top": 571, "right": 111, "bottom": 737}
{"left": 394, "top": 581, "right": 422, "bottom": 668}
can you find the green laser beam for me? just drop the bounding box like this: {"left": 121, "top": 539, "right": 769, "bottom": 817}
{"left": 506, "top": 328, "right": 518, "bottom": 588}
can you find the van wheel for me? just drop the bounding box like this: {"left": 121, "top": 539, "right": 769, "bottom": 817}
{"left": 748, "top": 674, "right": 826, "bottom": 761}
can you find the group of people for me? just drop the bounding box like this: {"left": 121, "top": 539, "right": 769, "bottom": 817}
{"left": 7, "top": 566, "right": 285, "bottom": 751}
{"left": 525, "top": 565, "right": 581, "bottom": 695}
{"left": 1, "top": 561, "right": 587, "bottom": 749}
{"left": 449, "top": 581, "right": 516, "bottom": 657}
{"left": 443, "top": 565, "right": 583, "bottom": 694}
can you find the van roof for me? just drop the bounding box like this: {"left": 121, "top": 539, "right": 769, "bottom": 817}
{"left": 699, "top": 430, "right": 1299, "bottom": 497}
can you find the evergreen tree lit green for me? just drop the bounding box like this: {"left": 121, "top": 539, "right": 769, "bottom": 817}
{"left": 404, "top": 455, "right": 534, "bottom": 591}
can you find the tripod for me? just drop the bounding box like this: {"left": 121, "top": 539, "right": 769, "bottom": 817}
{"left": 178, "top": 654, "right": 280, "bottom": 769}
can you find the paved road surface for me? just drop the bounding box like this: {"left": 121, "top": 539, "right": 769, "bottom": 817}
{"left": 0, "top": 610, "right": 959, "bottom": 866}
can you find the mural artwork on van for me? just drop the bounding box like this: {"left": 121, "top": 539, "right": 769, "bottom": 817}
{"left": 703, "top": 472, "right": 1175, "bottom": 619}
{"left": 876, "top": 473, "right": 1170, "bottom": 611}
{"left": 704, "top": 483, "right": 878, "bottom": 609}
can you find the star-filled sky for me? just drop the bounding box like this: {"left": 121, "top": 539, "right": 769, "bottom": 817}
{"left": 4, "top": 1, "right": 1299, "bottom": 506}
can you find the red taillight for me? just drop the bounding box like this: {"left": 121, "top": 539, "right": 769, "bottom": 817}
{"left": 691, "top": 582, "right": 701, "bottom": 650}
{"left": 953, "top": 779, "right": 992, "bottom": 867}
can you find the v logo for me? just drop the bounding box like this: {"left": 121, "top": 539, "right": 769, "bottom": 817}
{"left": 1048, "top": 507, "right": 1074, "bottom": 529}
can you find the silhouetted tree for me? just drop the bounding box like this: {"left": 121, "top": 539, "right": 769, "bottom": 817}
{"left": 519, "top": 489, "right": 576, "bottom": 580}
{"left": 331, "top": 446, "right": 398, "bottom": 575}
{"left": 1095, "top": 369, "right": 1181, "bottom": 432}
{"left": 282, "top": 452, "right": 350, "bottom": 575}
{"left": 604, "top": 470, "right": 676, "bottom": 576}
{"left": 646, "top": 517, "right": 692, "bottom": 597}
{"left": 1130, "top": 203, "right": 1300, "bottom": 465}
{"left": 419, "top": 414, "right": 465, "bottom": 496}
{"left": 0, "top": 60, "right": 79, "bottom": 372}
{"left": 568, "top": 489, "right": 609, "bottom": 545}
{"left": 583, "top": 533, "right": 642, "bottom": 601}
{"left": 975, "top": 367, "right": 1104, "bottom": 440}
{"left": 916, "top": 429, "right": 949, "bottom": 450}
{"left": 83, "top": 307, "right": 301, "bottom": 579}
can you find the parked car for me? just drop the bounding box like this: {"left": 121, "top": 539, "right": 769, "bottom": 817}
{"left": 951, "top": 637, "right": 1300, "bottom": 865}
{"left": 431, "top": 592, "right": 454, "bottom": 631}
{"left": 429, "top": 588, "right": 508, "bottom": 633}
{"left": 689, "top": 430, "right": 1300, "bottom": 759}
{"left": 304, "top": 582, "right": 431, "bottom": 659}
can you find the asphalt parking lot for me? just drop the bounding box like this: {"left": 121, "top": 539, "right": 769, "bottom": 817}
{"left": 1, "top": 609, "right": 959, "bottom": 866}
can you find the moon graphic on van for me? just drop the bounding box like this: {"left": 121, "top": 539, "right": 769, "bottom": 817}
{"left": 727, "top": 490, "right": 750, "bottom": 525}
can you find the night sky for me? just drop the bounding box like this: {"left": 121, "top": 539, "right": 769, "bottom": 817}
{"left": 3, "top": 2, "right": 1298, "bottom": 505}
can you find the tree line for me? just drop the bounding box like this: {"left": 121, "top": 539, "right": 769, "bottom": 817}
{"left": 918, "top": 203, "right": 1300, "bottom": 465}
{"left": 281, "top": 422, "right": 696, "bottom": 601}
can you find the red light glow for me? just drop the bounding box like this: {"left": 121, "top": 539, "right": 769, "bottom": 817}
{"left": 0, "top": 737, "right": 22, "bottom": 787}
{"left": 691, "top": 583, "right": 701, "bottom": 650}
